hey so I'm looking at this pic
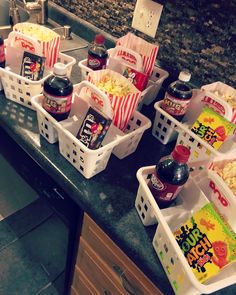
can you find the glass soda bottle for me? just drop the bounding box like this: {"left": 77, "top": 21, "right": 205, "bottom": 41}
{"left": 87, "top": 34, "right": 108, "bottom": 71}
{"left": 161, "top": 69, "right": 192, "bottom": 121}
{"left": 148, "top": 145, "right": 190, "bottom": 209}
{"left": 43, "top": 62, "right": 73, "bottom": 121}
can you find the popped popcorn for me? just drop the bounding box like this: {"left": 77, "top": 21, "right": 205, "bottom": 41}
{"left": 213, "top": 160, "right": 236, "bottom": 195}
{"left": 96, "top": 75, "right": 132, "bottom": 96}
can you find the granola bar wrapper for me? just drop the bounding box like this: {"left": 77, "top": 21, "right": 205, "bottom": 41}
{"left": 13, "top": 22, "right": 61, "bottom": 68}
{"left": 87, "top": 69, "right": 142, "bottom": 131}
{"left": 116, "top": 32, "right": 159, "bottom": 76}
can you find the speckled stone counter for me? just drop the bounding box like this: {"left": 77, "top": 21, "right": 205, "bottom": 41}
{"left": 0, "top": 33, "right": 235, "bottom": 295}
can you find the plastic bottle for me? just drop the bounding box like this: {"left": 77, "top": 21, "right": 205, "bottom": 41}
{"left": 161, "top": 69, "right": 193, "bottom": 121}
{"left": 148, "top": 145, "right": 190, "bottom": 209}
{"left": 43, "top": 62, "right": 73, "bottom": 121}
{"left": 87, "top": 34, "right": 108, "bottom": 71}
{"left": 0, "top": 35, "right": 5, "bottom": 93}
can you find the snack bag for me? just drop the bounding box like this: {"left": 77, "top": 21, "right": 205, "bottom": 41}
{"left": 13, "top": 22, "right": 61, "bottom": 68}
{"left": 191, "top": 106, "right": 236, "bottom": 150}
{"left": 116, "top": 33, "right": 159, "bottom": 76}
{"left": 87, "top": 69, "right": 141, "bottom": 130}
{"left": 174, "top": 203, "right": 236, "bottom": 283}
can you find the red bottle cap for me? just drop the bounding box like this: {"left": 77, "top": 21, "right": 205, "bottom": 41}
{"left": 171, "top": 145, "right": 190, "bottom": 163}
{"left": 94, "top": 34, "right": 105, "bottom": 44}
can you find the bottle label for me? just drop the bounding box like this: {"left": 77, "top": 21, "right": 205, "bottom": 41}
{"left": 149, "top": 173, "right": 183, "bottom": 202}
{"left": 43, "top": 92, "right": 72, "bottom": 114}
{"left": 87, "top": 55, "right": 107, "bottom": 70}
{"left": 0, "top": 44, "right": 5, "bottom": 64}
{"left": 162, "top": 92, "right": 191, "bottom": 117}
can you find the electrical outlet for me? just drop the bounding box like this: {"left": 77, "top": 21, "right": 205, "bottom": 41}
{"left": 132, "top": 0, "right": 163, "bottom": 38}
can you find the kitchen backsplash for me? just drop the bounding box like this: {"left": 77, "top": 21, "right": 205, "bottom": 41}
{"left": 51, "top": 0, "right": 236, "bottom": 87}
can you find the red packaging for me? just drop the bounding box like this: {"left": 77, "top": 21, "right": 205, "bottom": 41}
{"left": 123, "top": 66, "right": 149, "bottom": 91}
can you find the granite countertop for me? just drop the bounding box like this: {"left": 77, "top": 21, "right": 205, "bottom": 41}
{"left": 0, "top": 41, "right": 235, "bottom": 295}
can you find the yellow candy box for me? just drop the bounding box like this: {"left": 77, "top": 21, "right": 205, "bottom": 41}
{"left": 174, "top": 203, "right": 236, "bottom": 283}
{"left": 191, "top": 106, "right": 236, "bottom": 150}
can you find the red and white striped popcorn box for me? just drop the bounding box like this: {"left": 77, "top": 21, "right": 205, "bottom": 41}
{"left": 13, "top": 23, "right": 60, "bottom": 68}
{"left": 116, "top": 32, "right": 159, "bottom": 76}
{"left": 87, "top": 69, "right": 142, "bottom": 131}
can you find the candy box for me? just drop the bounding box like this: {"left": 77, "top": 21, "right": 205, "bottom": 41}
{"left": 191, "top": 106, "right": 236, "bottom": 150}
{"left": 174, "top": 202, "right": 236, "bottom": 284}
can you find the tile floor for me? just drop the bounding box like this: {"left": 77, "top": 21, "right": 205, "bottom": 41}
{"left": 0, "top": 151, "right": 68, "bottom": 295}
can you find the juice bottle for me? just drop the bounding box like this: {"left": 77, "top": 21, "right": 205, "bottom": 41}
{"left": 161, "top": 70, "right": 192, "bottom": 121}
{"left": 87, "top": 34, "right": 108, "bottom": 71}
{"left": 148, "top": 145, "right": 190, "bottom": 208}
{"left": 43, "top": 63, "right": 73, "bottom": 121}
{"left": 0, "top": 35, "right": 5, "bottom": 68}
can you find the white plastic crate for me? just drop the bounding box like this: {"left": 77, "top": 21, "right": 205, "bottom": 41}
{"left": 135, "top": 166, "right": 236, "bottom": 295}
{"left": 31, "top": 81, "right": 151, "bottom": 178}
{"left": 152, "top": 101, "right": 236, "bottom": 170}
{"left": 78, "top": 53, "right": 169, "bottom": 108}
{"left": 0, "top": 49, "right": 76, "bottom": 110}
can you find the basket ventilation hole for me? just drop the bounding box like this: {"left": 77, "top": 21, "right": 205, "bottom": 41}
{"left": 172, "top": 281, "right": 178, "bottom": 291}
{"left": 159, "top": 251, "right": 164, "bottom": 260}
{"left": 67, "top": 153, "right": 70, "bottom": 158}
{"left": 80, "top": 149, "right": 85, "bottom": 153}
{"left": 141, "top": 196, "right": 144, "bottom": 203}
{"left": 144, "top": 204, "right": 148, "bottom": 211}
{"left": 141, "top": 212, "right": 145, "bottom": 220}
{"left": 20, "top": 97, "right": 24, "bottom": 102}
{"left": 72, "top": 159, "right": 76, "bottom": 163}
{"left": 136, "top": 119, "right": 141, "bottom": 126}
{"left": 164, "top": 243, "right": 168, "bottom": 253}
{"left": 170, "top": 257, "right": 175, "bottom": 265}
{"left": 28, "top": 102, "right": 32, "bottom": 106}
{"left": 73, "top": 150, "right": 77, "bottom": 156}
{"left": 26, "top": 92, "right": 30, "bottom": 96}
{"left": 79, "top": 166, "right": 84, "bottom": 172}
{"left": 126, "top": 124, "right": 131, "bottom": 130}
{"left": 160, "top": 114, "right": 164, "bottom": 120}
{"left": 155, "top": 72, "right": 160, "bottom": 78}
{"left": 189, "top": 136, "right": 194, "bottom": 142}
{"left": 45, "top": 133, "right": 49, "bottom": 139}
{"left": 44, "top": 124, "right": 48, "bottom": 130}
{"left": 167, "top": 119, "right": 171, "bottom": 125}
{"left": 160, "top": 135, "right": 165, "bottom": 141}
{"left": 163, "top": 127, "right": 167, "bottom": 133}
{"left": 166, "top": 265, "right": 171, "bottom": 275}
{"left": 137, "top": 204, "right": 141, "bottom": 211}
{"left": 157, "top": 122, "right": 162, "bottom": 128}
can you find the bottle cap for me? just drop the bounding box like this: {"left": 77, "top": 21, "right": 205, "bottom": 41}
{"left": 53, "top": 62, "right": 67, "bottom": 76}
{"left": 178, "top": 70, "right": 191, "bottom": 82}
{"left": 94, "top": 34, "right": 105, "bottom": 45}
{"left": 172, "top": 145, "right": 190, "bottom": 163}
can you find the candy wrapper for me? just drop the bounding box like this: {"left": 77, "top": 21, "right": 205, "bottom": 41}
{"left": 191, "top": 106, "right": 236, "bottom": 150}
{"left": 87, "top": 69, "right": 142, "bottom": 130}
{"left": 13, "top": 22, "right": 61, "bottom": 68}
{"left": 116, "top": 33, "right": 159, "bottom": 76}
{"left": 201, "top": 82, "right": 236, "bottom": 123}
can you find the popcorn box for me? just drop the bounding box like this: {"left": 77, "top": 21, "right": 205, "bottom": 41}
{"left": 13, "top": 22, "right": 61, "bottom": 68}
{"left": 116, "top": 32, "right": 159, "bottom": 76}
{"left": 87, "top": 69, "right": 142, "bottom": 130}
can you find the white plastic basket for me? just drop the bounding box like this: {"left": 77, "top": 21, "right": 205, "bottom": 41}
{"left": 0, "top": 49, "right": 76, "bottom": 110}
{"left": 31, "top": 81, "right": 151, "bottom": 178}
{"left": 152, "top": 101, "right": 236, "bottom": 170}
{"left": 78, "top": 53, "right": 169, "bottom": 108}
{"left": 135, "top": 166, "right": 236, "bottom": 295}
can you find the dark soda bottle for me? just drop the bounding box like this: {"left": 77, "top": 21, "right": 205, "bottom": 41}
{"left": 87, "top": 34, "right": 108, "bottom": 71}
{"left": 161, "top": 70, "right": 192, "bottom": 121}
{"left": 148, "top": 145, "right": 190, "bottom": 209}
{"left": 0, "top": 35, "right": 5, "bottom": 93}
{"left": 0, "top": 35, "right": 5, "bottom": 68}
{"left": 43, "top": 62, "right": 73, "bottom": 121}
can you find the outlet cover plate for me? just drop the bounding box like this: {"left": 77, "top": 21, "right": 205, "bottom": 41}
{"left": 132, "top": 0, "right": 163, "bottom": 38}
